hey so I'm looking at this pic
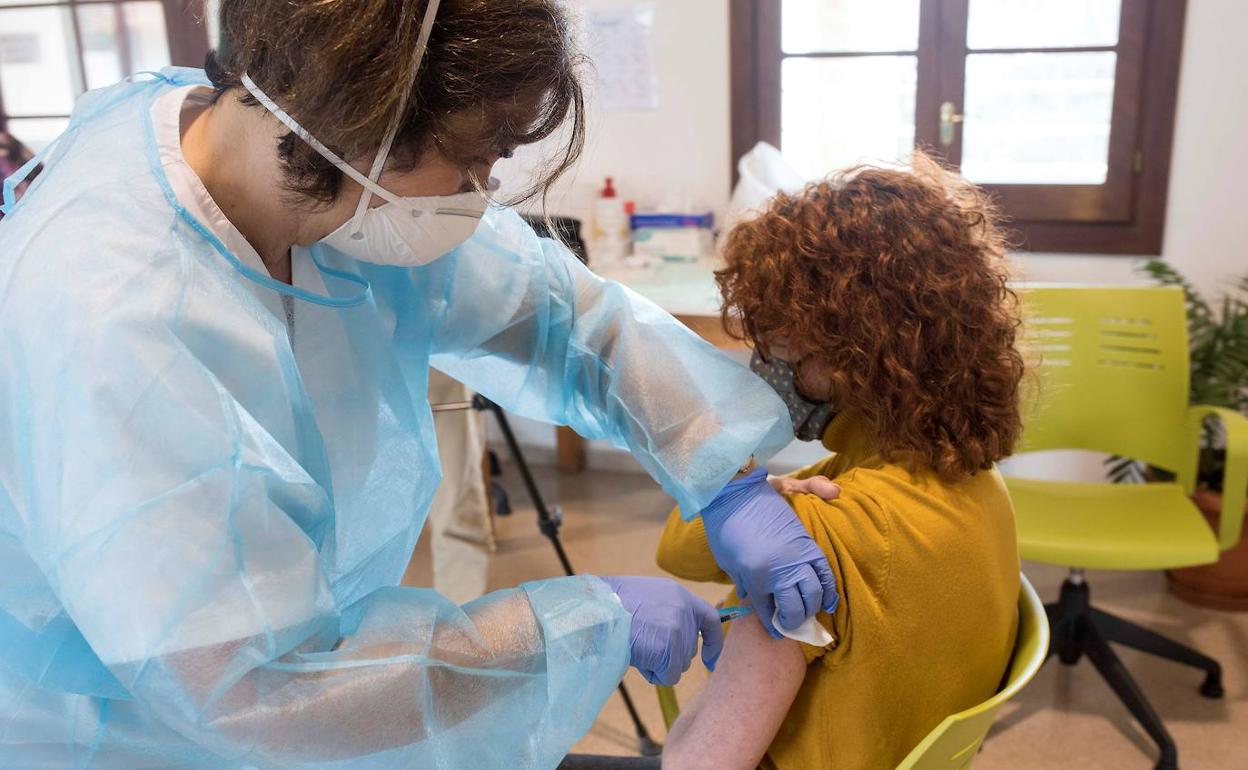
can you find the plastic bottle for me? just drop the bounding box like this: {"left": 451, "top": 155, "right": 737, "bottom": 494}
{"left": 592, "top": 177, "right": 630, "bottom": 265}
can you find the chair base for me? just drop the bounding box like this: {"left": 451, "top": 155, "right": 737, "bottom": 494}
{"left": 1046, "top": 575, "right": 1224, "bottom": 770}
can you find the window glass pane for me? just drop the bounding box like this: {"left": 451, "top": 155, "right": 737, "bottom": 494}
{"left": 122, "top": 2, "right": 170, "bottom": 74}
{"left": 961, "top": 52, "right": 1116, "bottom": 185}
{"left": 0, "top": 7, "right": 79, "bottom": 115}
{"left": 968, "top": 0, "right": 1121, "bottom": 50}
{"left": 783, "top": 0, "right": 920, "bottom": 54}
{"left": 6, "top": 116, "right": 70, "bottom": 151}
{"left": 782, "top": 56, "right": 916, "bottom": 178}
{"left": 77, "top": 3, "right": 124, "bottom": 90}
{"left": 0, "top": 0, "right": 58, "bottom": 5}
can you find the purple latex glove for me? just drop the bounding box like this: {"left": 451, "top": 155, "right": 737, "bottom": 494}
{"left": 602, "top": 576, "right": 725, "bottom": 685}
{"left": 701, "top": 467, "right": 839, "bottom": 638}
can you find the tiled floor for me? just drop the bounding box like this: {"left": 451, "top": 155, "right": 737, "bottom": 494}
{"left": 406, "top": 464, "right": 1248, "bottom": 769}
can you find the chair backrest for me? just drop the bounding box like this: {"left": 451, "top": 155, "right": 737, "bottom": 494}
{"left": 1015, "top": 285, "right": 1192, "bottom": 476}
{"left": 521, "top": 214, "right": 588, "bottom": 264}
{"left": 894, "top": 573, "right": 1050, "bottom": 770}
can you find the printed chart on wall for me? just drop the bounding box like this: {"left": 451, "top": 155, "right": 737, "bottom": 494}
{"left": 586, "top": 3, "right": 659, "bottom": 111}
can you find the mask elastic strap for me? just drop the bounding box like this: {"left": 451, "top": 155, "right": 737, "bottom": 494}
{"left": 347, "top": 0, "right": 443, "bottom": 236}
{"left": 1, "top": 149, "right": 49, "bottom": 216}
{"left": 240, "top": 73, "right": 405, "bottom": 208}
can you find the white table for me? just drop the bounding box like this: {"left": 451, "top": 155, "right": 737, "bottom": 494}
{"left": 597, "top": 261, "right": 745, "bottom": 350}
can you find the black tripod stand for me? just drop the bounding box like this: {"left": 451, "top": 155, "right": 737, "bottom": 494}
{"left": 431, "top": 394, "right": 662, "bottom": 757}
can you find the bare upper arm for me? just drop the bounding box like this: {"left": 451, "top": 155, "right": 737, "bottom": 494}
{"left": 662, "top": 612, "right": 807, "bottom": 770}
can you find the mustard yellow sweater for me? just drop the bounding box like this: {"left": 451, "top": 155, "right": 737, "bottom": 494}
{"left": 657, "top": 410, "right": 1020, "bottom": 770}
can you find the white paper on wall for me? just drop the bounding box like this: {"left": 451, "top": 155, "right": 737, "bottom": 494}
{"left": 586, "top": 3, "right": 660, "bottom": 112}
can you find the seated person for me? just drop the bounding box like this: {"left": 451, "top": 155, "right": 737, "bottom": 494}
{"left": 657, "top": 155, "right": 1025, "bottom": 770}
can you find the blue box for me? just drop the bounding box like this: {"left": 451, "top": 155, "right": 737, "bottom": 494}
{"left": 629, "top": 212, "right": 714, "bottom": 230}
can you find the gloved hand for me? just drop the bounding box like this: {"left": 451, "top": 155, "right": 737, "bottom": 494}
{"left": 602, "top": 576, "right": 725, "bottom": 685}
{"left": 701, "top": 467, "right": 839, "bottom": 638}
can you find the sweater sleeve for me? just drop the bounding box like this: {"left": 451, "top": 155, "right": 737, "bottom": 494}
{"left": 657, "top": 464, "right": 894, "bottom": 666}
{"left": 655, "top": 510, "right": 732, "bottom": 584}
{"left": 655, "top": 456, "right": 841, "bottom": 583}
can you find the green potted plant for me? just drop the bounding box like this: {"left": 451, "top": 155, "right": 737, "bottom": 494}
{"left": 1107, "top": 260, "right": 1248, "bottom": 609}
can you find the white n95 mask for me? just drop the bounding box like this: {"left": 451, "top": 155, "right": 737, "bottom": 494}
{"left": 240, "top": 0, "right": 493, "bottom": 267}
{"left": 318, "top": 177, "right": 500, "bottom": 266}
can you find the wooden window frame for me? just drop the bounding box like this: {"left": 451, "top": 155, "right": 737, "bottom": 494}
{"left": 731, "top": 0, "right": 1187, "bottom": 255}
{"left": 0, "top": 0, "right": 208, "bottom": 135}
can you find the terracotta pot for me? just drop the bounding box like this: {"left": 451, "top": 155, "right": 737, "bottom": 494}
{"left": 1166, "top": 488, "right": 1248, "bottom": 611}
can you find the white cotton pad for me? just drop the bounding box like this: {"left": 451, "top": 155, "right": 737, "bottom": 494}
{"left": 773, "top": 607, "right": 835, "bottom": 647}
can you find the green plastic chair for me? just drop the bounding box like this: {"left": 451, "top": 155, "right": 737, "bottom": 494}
{"left": 1005, "top": 285, "right": 1248, "bottom": 770}
{"left": 654, "top": 574, "right": 1049, "bottom": 770}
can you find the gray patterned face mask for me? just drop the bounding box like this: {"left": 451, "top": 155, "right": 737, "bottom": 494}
{"left": 749, "top": 351, "right": 837, "bottom": 442}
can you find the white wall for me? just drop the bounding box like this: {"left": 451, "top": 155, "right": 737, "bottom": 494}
{"left": 503, "top": 0, "right": 733, "bottom": 224}
{"left": 1156, "top": 0, "right": 1248, "bottom": 296}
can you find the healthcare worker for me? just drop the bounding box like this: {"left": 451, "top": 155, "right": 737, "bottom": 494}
{"left": 0, "top": 1, "right": 837, "bottom": 768}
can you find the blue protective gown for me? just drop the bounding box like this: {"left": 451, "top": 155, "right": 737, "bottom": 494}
{"left": 0, "top": 69, "right": 792, "bottom": 769}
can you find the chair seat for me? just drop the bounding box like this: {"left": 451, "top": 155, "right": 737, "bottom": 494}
{"left": 1005, "top": 477, "right": 1220, "bottom": 570}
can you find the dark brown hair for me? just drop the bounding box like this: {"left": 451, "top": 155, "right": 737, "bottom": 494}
{"left": 717, "top": 154, "right": 1025, "bottom": 479}
{"left": 207, "top": 0, "right": 584, "bottom": 206}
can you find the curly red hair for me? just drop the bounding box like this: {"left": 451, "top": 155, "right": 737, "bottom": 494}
{"left": 718, "top": 154, "right": 1024, "bottom": 479}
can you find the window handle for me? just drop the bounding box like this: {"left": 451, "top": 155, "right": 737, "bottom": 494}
{"left": 939, "top": 101, "right": 964, "bottom": 146}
